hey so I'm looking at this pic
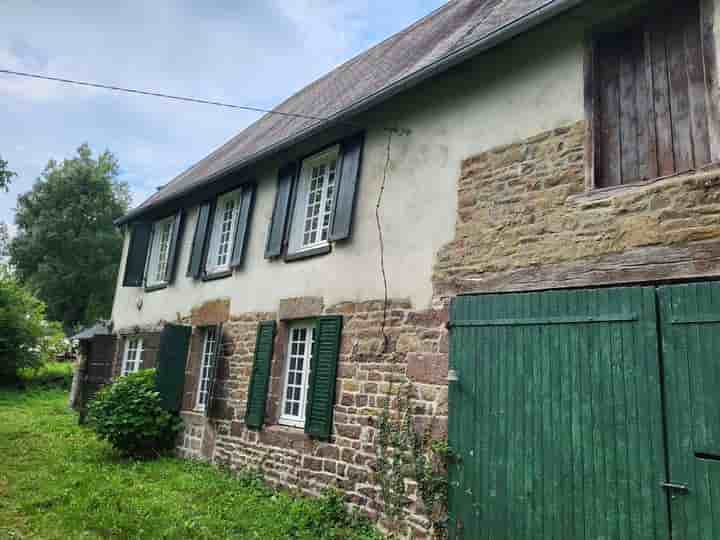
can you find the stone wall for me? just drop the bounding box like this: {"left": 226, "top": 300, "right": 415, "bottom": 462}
{"left": 434, "top": 121, "right": 720, "bottom": 296}
{"left": 178, "top": 299, "right": 449, "bottom": 538}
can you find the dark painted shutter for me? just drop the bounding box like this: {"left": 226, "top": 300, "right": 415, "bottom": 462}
{"left": 230, "top": 183, "right": 256, "bottom": 269}
{"left": 122, "top": 222, "right": 152, "bottom": 287}
{"left": 245, "top": 320, "right": 276, "bottom": 429}
{"left": 187, "top": 203, "right": 211, "bottom": 278}
{"left": 164, "top": 210, "right": 184, "bottom": 284}
{"left": 330, "top": 134, "right": 364, "bottom": 242}
{"left": 264, "top": 164, "right": 296, "bottom": 258}
{"left": 155, "top": 324, "right": 192, "bottom": 412}
{"left": 304, "top": 315, "right": 343, "bottom": 440}
{"left": 205, "top": 323, "right": 223, "bottom": 417}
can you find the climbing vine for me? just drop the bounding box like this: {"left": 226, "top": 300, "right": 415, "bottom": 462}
{"left": 374, "top": 383, "right": 451, "bottom": 538}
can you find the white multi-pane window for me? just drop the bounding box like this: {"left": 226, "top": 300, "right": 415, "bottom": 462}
{"left": 288, "top": 146, "right": 339, "bottom": 254}
{"left": 146, "top": 215, "right": 175, "bottom": 287}
{"left": 279, "top": 324, "right": 315, "bottom": 427}
{"left": 206, "top": 190, "right": 241, "bottom": 274}
{"left": 121, "top": 337, "right": 144, "bottom": 376}
{"left": 196, "top": 326, "right": 219, "bottom": 410}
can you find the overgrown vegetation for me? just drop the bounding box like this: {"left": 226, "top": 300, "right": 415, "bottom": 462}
{"left": 18, "top": 361, "right": 73, "bottom": 390}
{"left": 87, "top": 369, "right": 183, "bottom": 458}
{"left": 375, "top": 384, "right": 450, "bottom": 538}
{"left": 0, "top": 388, "right": 383, "bottom": 539}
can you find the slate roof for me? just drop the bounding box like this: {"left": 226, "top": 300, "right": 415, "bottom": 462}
{"left": 71, "top": 320, "right": 112, "bottom": 341}
{"left": 120, "top": 0, "right": 578, "bottom": 224}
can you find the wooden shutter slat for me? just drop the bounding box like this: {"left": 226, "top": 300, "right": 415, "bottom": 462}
{"left": 304, "top": 315, "right": 343, "bottom": 440}
{"left": 329, "top": 134, "right": 364, "bottom": 242}
{"left": 164, "top": 210, "right": 184, "bottom": 284}
{"left": 156, "top": 324, "right": 192, "bottom": 412}
{"left": 598, "top": 41, "right": 622, "bottom": 187}
{"left": 122, "top": 222, "right": 152, "bottom": 287}
{"left": 245, "top": 321, "right": 276, "bottom": 429}
{"left": 187, "top": 203, "right": 211, "bottom": 278}
{"left": 683, "top": 1, "right": 712, "bottom": 168}
{"left": 265, "top": 165, "right": 295, "bottom": 259}
{"left": 205, "top": 323, "right": 223, "bottom": 418}
{"left": 649, "top": 20, "right": 677, "bottom": 177}
{"left": 230, "top": 183, "right": 255, "bottom": 269}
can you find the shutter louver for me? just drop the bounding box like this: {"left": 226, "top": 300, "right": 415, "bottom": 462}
{"left": 304, "top": 315, "right": 343, "bottom": 440}
{"left": 230, "top": 183, "right": 256, "bottom": 269}
{"left": 329, "top": 134, "right": 364, "bottom": 242}
{"left": 205, "top": 323, "right": 223, "bottom": 417}
{"left": 164, "top": 210, "right": 184, "bottom": 284}
{"left": 156, "top": 324, "right": 192, "bottom": 412}
{"left": 245, "top": 320, "right": 276, "bottom": 429}
{"left": 187, "top": 203, "right": 211, "bottom": 278}
{"left": 122, "top": 222, "right": 152, "bottom": 287}
{"left": 264, "top": 164, "right": 296, "bottom": 258}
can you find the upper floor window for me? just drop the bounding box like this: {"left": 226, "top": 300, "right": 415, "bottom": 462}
{"left": 206, "top": 189, "right": 241, "bottom": 275}
{"left": 147, "top": 215, "right": 175, "bottom": 287}
{"left": 121, "top": 336, "right": 143, "bottom": 376}
{"left": 590, "top": 1, "right": 716, "bottom": 188}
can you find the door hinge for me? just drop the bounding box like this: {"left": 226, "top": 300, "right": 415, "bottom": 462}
{"left": 661, "top": 482, "right": 690, "bottom": 498}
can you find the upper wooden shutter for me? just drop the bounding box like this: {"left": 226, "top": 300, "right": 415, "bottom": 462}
{"left": 304, "top": 315, "right": 343, "bottom": 440}
{"left": 330, "top": 134, "right": 364, "bottom": 241}
{"left": 264, "top": 164, "right": 296, "bottom": 258}
{"left": 230, "top": 184, "right": 256, "bottom": 269}
{"left": 164, "top": 210, "right": 184, "bottom": 284}
{"left": 187, "top": 202, "right": 211, "bottom": 279}
{"left": 594, "top": 1, "right": 712, "bottom": 187}
{"left": 205, "top": 323, "right": 223, "bottom": 417}
{"left": 245, "top": 320, "right": 276, "bottom": 429}
{"left": 122, "top": 222, "right": 152, "bottom": 287}
{"left": 155, "top": 323, "right": 192, "bottom": 412}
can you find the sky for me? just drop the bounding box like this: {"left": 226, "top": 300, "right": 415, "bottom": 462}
{"left": 0, "top": 0, "right": 446, "bottom": 236}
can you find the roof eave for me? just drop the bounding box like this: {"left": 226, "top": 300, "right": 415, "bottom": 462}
{"left": 116, "top": 0, "right": 584, "bottom": 227}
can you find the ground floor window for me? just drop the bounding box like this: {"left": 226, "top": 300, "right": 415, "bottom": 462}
{"left": 196, "top": 326, "right": 218, "bottom": 410}
{"left": 279, "top": 323, "right": 315, "bottom": 427}
{"left": 121, "top": 337, "right": 143, "bottom": 376}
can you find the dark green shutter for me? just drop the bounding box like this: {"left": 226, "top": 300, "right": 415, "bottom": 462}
{"left": 164, "top": 210, "right": 184, "bottom": 284}
{"left": 155, "top": 324, "right": 192, "bottom": 412}
{"left": 264, "top": 164, "right": 296, "bottom": 258}
{"left": 304, "top": 315, "right": 343, "bottom": 440}
{"left": 329, "top": 134, "right": 364, "bottom": 241}
{"left": 187, "top": 203, "right": 211, "bottom": 278}
{"left": 245, "top": 320, "right": 276, "bottom": 429}
{"left": 230, "top": 183, "right": 256, "bottom": 269}
{"left": 122, "top": 222, "right": 152, "bottom": 287}
{"left": 205, "top": 323, "right": 223, "bottom": 417}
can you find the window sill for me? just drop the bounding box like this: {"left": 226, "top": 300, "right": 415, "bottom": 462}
{"left": 202, "top": 269, "right": 233, "bottom": 282}
{"left": 144, "top": 283, "right": 168, "bottom": 293}
{"left": 278, "top": 417, "right": 305, "bottom": 429}
{"left": 284, "top": 244, "right": 331, "bottom": 263}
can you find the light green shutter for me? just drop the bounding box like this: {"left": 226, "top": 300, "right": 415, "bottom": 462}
{"left": 304, "top": 315, "right": 343, "bottom": 440}
{"left": 245, "top": 320, "right": 276, "bottom": 429}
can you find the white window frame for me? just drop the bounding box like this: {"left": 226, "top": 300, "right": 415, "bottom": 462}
{"left": 205, "top": 189, "right": 241, "bottom": 275}
{"left": 195, "top": 326, "right": 218, "bottom": 411}
{"left": 146, "top": 215, "right": 175, "bottom": 287}
{"left": 121, "top": 337, "right": 144, "bottom": 376}
{"left": 279, "top": 322, "right": 315, "bottom": 428}
{"left": 287, "top": 146, "right": 340, "bottom": 255}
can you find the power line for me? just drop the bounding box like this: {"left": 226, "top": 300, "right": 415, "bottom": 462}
{"left": 0, "top": 68, "right": 341, "bottom": 124}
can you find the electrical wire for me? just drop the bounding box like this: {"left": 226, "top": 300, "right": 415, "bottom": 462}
{"left": 376, "top": 129, "right": 393, "bottom": 353}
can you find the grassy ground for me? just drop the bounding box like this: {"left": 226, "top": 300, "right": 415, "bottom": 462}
{"left": 0, "top": 387, "right": 383, "bottom": 540}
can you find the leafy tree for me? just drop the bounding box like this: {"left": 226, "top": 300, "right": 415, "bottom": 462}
{"left": 0, "top": 267, "right": 48, "bottom": 383}
{"left": 0, "top": 222, "right": 9, "bottom": 259}
{"left": 0, "top": 155, "right": 16, "bottom": 192}
{"left": 10, "top": 144, "right": 130, "bottom": 332}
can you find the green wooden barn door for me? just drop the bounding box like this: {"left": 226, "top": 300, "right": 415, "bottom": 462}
{"left": 659, "top": 283, "right": 720, "bottom": 540}
{"left": 448, "top": 287, "right": 668, "bottom": 540}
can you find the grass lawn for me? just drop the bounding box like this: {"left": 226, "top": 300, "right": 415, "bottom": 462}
{"left": 0, "top": 387, "right": 383, "bottom": 539}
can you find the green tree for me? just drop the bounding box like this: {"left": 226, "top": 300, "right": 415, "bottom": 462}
{"left": 9, "top": 144, "right": 130, "bottom": 332}
{"left": 0, "top": 267, "right": 47, "bottom": 383}
{"left": 0, "top": 155, "right": 16, "bottom": 192}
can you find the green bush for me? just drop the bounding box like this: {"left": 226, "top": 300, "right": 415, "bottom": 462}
{"left": 87, "top": 370, "right": 183, "bottom": 458}
{"left": 18, "top": 362, "right": 74, "bottom": 389}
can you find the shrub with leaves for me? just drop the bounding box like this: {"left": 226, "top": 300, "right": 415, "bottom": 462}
{"left": 87, "top": 370, "right": 183, "bottom": 458}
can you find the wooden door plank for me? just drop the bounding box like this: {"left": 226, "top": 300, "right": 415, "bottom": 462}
{"left": 667, "top": 14, "right": 695, "bottom": 173}
{"left": 639, "top": 29, "right": 659, "bottom": 180}
{"left": 598, "top": 40, "right": 623, "bottom": 186}
{"left": 619, "top": 35, "right": 641, "bottom": 183}
{"left": 650, "top": 21, "right": 677, "bottom": 176}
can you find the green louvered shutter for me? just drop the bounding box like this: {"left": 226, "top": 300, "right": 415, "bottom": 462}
{"left": 304, "top": 315, "right": 343, "bottom": 440}
{"left": 187, "top": 202, "right": 211, "bottom": 278}
{"left": 245, "top": 320, "right": 276, "bottom": 429}
{"left": 122, "top": 222, "right": 152, "bottom": 287}
{"left": 155, "top": 324, "right": 192, "bottom": 412}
